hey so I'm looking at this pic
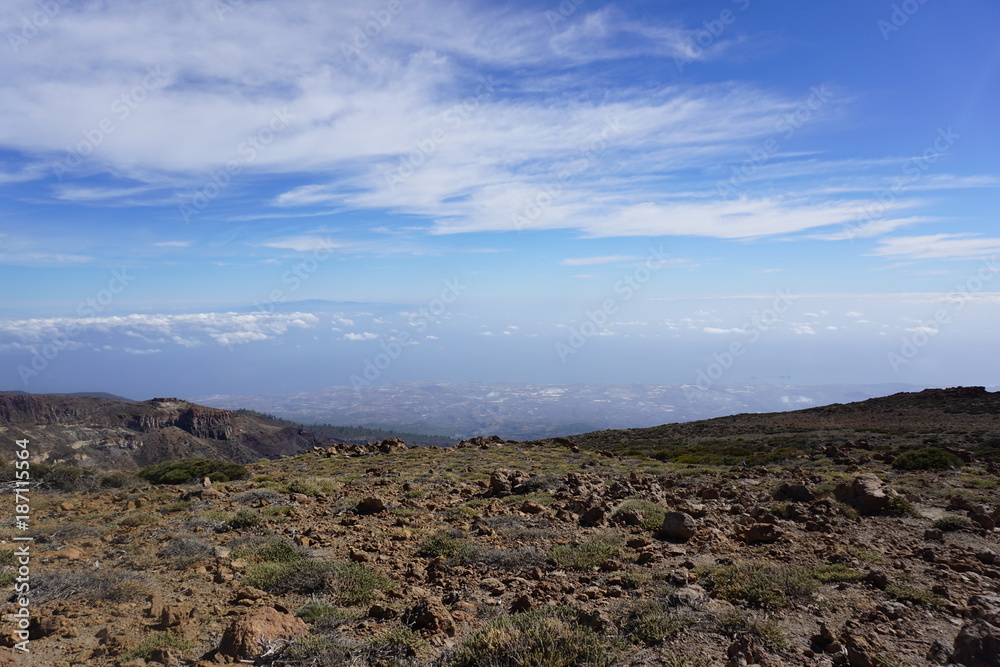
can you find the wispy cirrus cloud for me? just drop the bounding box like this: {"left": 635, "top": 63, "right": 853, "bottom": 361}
{"left": 869, "top": 234, "right": 1000, "bottom": 260}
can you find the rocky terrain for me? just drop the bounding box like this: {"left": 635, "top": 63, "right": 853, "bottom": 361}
{"left": 0, "top": 393, "right": 323, "bottom": 468}
{"left": 0, "top": 388, "right": 998, "bottom": 666}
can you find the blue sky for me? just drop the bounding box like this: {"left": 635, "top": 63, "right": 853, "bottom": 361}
{"left": 1, "top": 0, "right": 998, "bottom": 399}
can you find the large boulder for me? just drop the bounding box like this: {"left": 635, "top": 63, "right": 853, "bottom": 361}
{"left": 402, "top": 597, "right": 456, "bottom": 637}
{"left": 660, "top": 511, "right": 697, "bottom": 540}
{"left": 834, "top": 474, "right": 897, "bottom": 515}
{"left": 218, "top": 607, "right": 308, "bottom": 660}
{"left": 951, "top": 620, "right": 1000, "bottom": 667}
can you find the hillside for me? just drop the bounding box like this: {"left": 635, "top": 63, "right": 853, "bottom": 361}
{"left": 566, "top": 387, "right": 1000, "bottom": 467}
{"left": 0, "top": 393, "right": 323, "bottom": 467}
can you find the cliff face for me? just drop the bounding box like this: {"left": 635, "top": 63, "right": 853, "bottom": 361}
{"left": 0, "top": 393, "right": 321, "bottom": 467}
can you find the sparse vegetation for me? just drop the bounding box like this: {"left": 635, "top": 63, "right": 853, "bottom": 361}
{"left": 893, "top": 447, "right": 963, "bottom": 470}
{"left": 447, "top": 607, "right": 621, "bottom": 667}
{"left": 885, "top": 582, "right": 942, "bottom": 606}
{"left": 138, "top": 457, "right": 249, "bottom": 484}
{"left": 932, "top": 515, "right": 973, "bottom": 532}
{"left": 119, "top": 633, "right": 194, "bottom": 662}
{"left": 612, "top": 498, "right": 666, "bottom": 530}
{"left": 702, "top": 561, "right": 818, "bottom": 610}
{"left": 549, "top": 534, "right": 621, "bottom": 570}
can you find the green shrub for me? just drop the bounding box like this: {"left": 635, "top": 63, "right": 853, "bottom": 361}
{"left": 228, "top": 508, "right": 264, "bottom": 530}
{"left": 612, "top": 498, "right": 666, "bottom": 531}
{"left": 0, "top": 550, "right": 15, "bottom": 566}
{"left": 0, "top": 570, "right": 15, "bottom": 587}
{"left": 138, "top": 458, "right": 249, "bottom": 485}
{"left": 118, "top": 510, "right": 159, "bottom": 527}
{"left": 120, "top": 633, "right": 194, "bottom": 662}
{"left": 549, "top": 535, "right": 621, "bottom": 570}
{"left": 885, "top": 495, "right": 921, "bottom": 518}
{"left": 327, "top": 561, "right": 394, "bottom": 606}
{"left": 717, "top": 610, "right": 788, "bottom": 652}
{"left": 244, "top": 560, "right": 334, "bottom": 594}
{"left": 622, "top": 601, "right": 692, "bottom": 646}
{"left": 886, "top": 582, "right": 942, "bottom": 605}
{"left": 233, "top": 537, "right": 302, "bottom": 563}
{"left": 932, "top": 515, "right": 973, "bottom": 532}
{"left": 359, "top": 625, "right": 426, "bottom": 664}
{"left": 273, "top": 634, "right": 353, "bottom": 665}
{"left": 893, "top": 448, "right": 962, "bottom": 471}
{"left": 245, "top": 560, "right": 392, "bottom": 604}
{"left": 810, "top": 564, "right": 866, "bottom": 583}
{"left": 416, "top": 531, "right": 474, "bottom": 561}
{"left": 447, "top": 607, "right": 620, "bottom": 667}
{"left": 702, "top": 561, "right": 817, "bottom": 610}
{"left": 295, "top": 600, "right": 356, "bottom": 626}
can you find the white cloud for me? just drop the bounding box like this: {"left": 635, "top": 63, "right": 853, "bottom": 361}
{"left": 343, "top": 332, "right": 379, "bottom": 341}
{"left": 703, "top": 327, "right": 743, "bottom": 334}
{"left": 561, "top": 255, "right": 638, "bottom": 266}
{"left": 869, "top": 234, "right": 1000, "bottom": 260}
{"left": 790, "top": 324, "right": 816, "bottom": 335}
{"left": 260, "top": 235, "right": 343, "bottom": 252}
{"left": 0, "top": 312, "right": 319, "bottom": 352}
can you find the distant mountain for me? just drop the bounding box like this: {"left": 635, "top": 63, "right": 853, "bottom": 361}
{"left": 0, "top": 393, "right": 323, "bottom": 467}
{"left": 0, "top": 390, "right": 134, "bottom": 401}
{"left": 192, "top": 381, "right": 924, "bottom": 441}
{"left": 234, "top": 410, "right": 456, "bottom": 447}
{"left": 565, "top": 386, "right": 1000, "bottom": 464}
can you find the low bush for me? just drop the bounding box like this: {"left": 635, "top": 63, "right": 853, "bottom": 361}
{"left": 228, "top": 508, "right": 264, "bottom": 530}
{"left": 548, "top": 534, "right": 621, "bottom": 570}
{"left": 932, "top": 515, "right": 973, "bottom": 532}
{"left": 893, "top": 447, "right": 963, "bottom": 471}
{"left": 32, "top": 569, "right": 151, "bottom": 603}
{"left": 702, "top": 561, "right": 817, "bottom": 610}
{"left": 120, "top": 633, "right": 193, "bottom": 662}
{"left": 612, "top": 498, "right": 666, "bottom": 530}
{"left": 138, "top": 458, "right": 249, "bottom": 485}
{"left": 233, "top": 536, "right": 303, "bottom": 563}
{"left": 416, "top": 531, "right": 475, "bottom": 560}
{"left": 245, "top": 560, "right": 392, "bottom": 604}
{"left": 886, "top": 582, "right": 942, "bottom": 606}
{"left": 447, "top": 607, "right": 620, "bottom": 667}
{"left": 160, "top": 537, "right": 214, "bottom": 567}
{"left": 810, "top": 564, "right": 866, "bottom": 583}
{"left": 622, "top": 601, "right": 692, "bottom": 646}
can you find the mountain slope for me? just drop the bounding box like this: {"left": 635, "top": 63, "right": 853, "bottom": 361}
{"left": 0, "top": 392, "right": 322, "bottom": 467}
{"left": 565, "top": 386, "right": 1000, "bottom": 464}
